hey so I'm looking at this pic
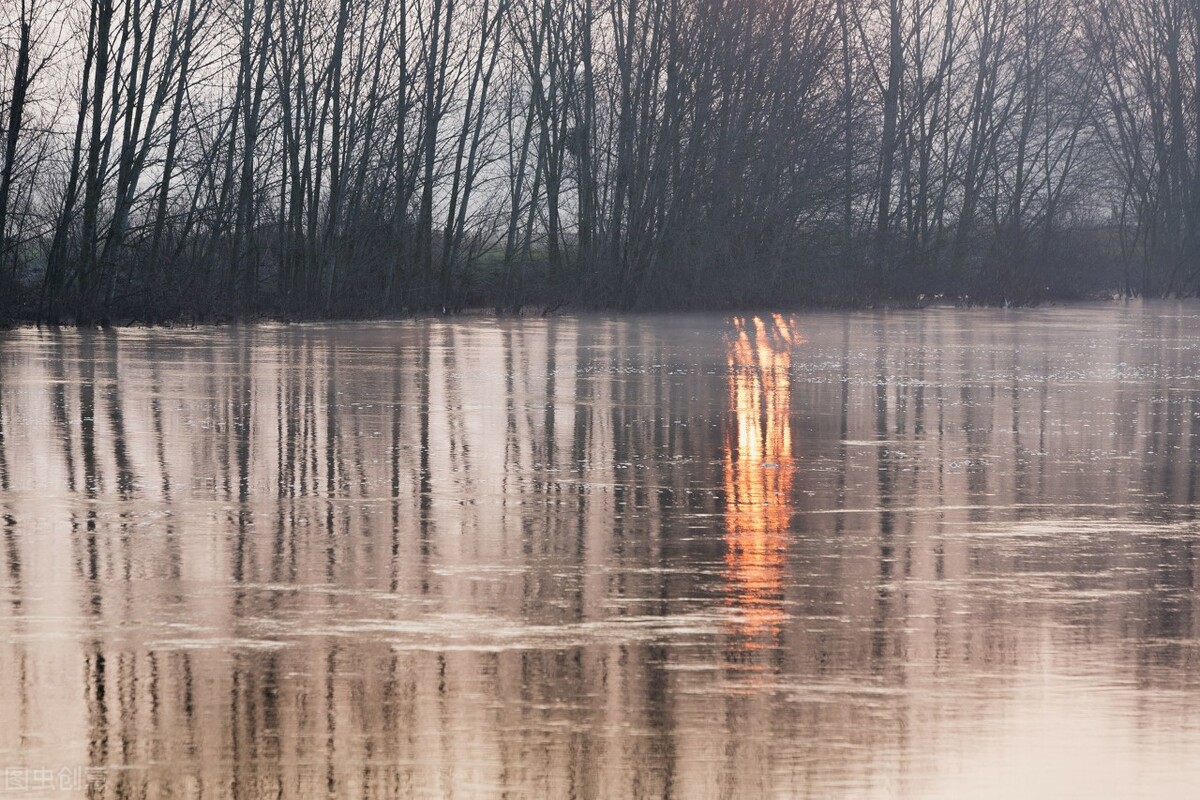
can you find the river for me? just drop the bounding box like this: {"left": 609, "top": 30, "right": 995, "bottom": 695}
{"left": 1, "top": 305, "right": 1198, "bottom": 798}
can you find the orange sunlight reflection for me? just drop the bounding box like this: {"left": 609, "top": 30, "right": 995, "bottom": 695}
{"left": 723, "top": 314, "right": 801, "bottom": 650}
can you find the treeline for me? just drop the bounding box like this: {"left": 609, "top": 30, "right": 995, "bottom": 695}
{"left": 0, "top": 0, "right": 1197, "bottom": 321}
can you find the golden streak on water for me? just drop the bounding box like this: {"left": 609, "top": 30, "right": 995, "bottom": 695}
{"left": 723, "top": 315, "right": 801, "bottom": 647}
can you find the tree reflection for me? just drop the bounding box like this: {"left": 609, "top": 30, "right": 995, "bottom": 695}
{"left": 2, "top": 312, "right": 1200, "bottom": 798}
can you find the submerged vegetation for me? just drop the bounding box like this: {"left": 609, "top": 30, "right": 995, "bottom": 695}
{"left": 0, "top": 0, "right": 1196, "bottom": 322}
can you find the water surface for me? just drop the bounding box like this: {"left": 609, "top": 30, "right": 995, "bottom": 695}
{"left": 2, "top": 306, "right": 1199, "bottom": 798}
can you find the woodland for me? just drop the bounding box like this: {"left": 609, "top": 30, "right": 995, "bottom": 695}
{"left": 0, "top": 0, "right": 1197, "bottom": 321}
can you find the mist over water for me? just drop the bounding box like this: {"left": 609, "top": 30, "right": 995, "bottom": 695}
{"left": 1, "top": 305, "right": 1199, "bottom": 798}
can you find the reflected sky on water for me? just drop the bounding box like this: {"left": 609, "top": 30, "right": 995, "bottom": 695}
{"left": 1, "top": 305, "right": 1199, "bottom": 798}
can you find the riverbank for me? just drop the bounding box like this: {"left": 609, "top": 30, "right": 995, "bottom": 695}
{"left": 0, "top": 288, "right": 1127, "bottom": 330}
